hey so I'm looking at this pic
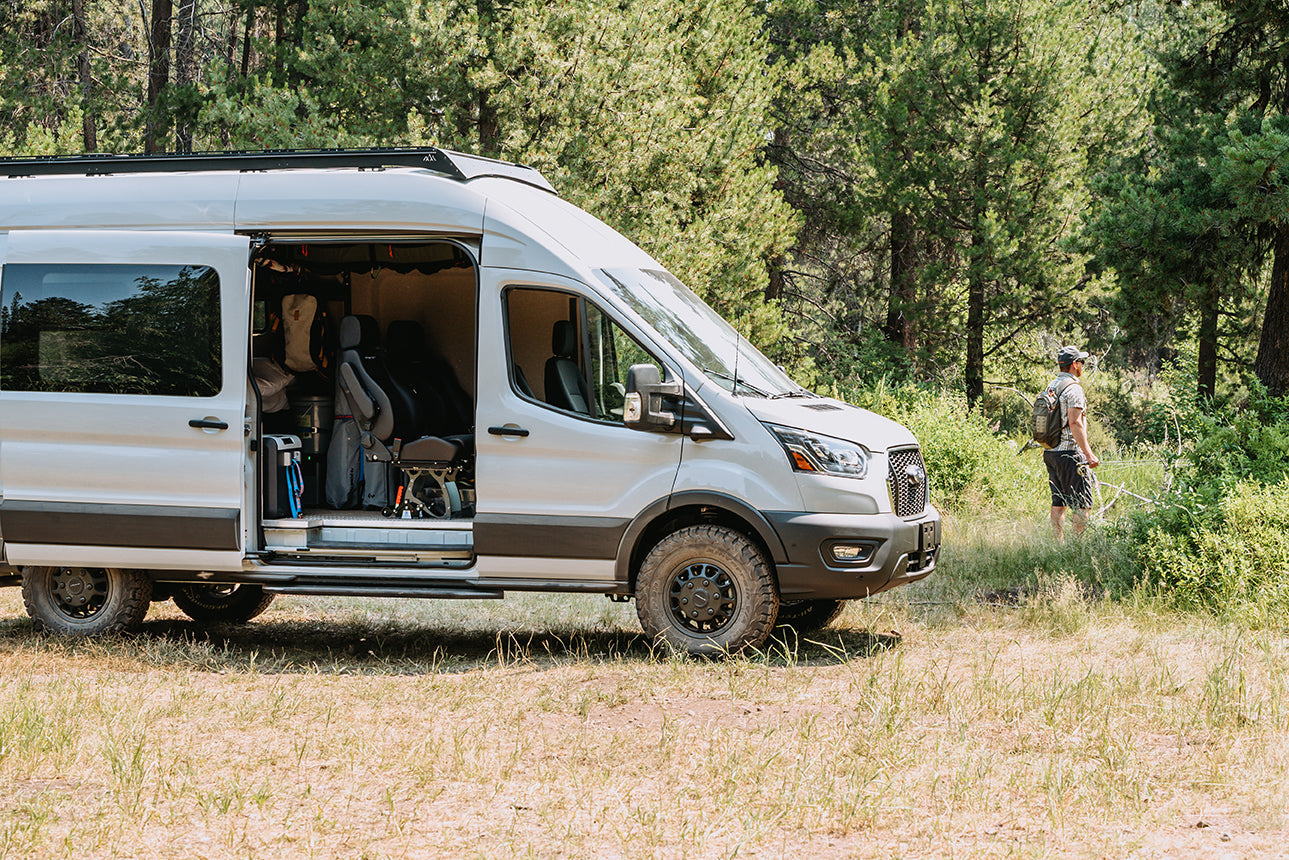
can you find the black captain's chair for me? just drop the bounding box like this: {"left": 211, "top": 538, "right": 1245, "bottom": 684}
{"left": 545, "top": 319, "right": 591, "bottom": 415}
{"left": 335, "top": 315, "right": 470, "bottom": 518}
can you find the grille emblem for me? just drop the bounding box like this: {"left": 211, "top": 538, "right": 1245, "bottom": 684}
{"left": 904, "top": 463, "right": 925, "bottom": 485}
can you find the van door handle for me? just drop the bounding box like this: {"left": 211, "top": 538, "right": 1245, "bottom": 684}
{"left": 189, "top": 418, "right": 229, "bottom": 430}
{"left": 488, "top": 425, "right": 529, "bottom": 437}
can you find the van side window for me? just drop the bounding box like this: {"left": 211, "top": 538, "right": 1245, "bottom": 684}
{"left": 0, "top": 263, "right": 222, "bottom": 396}
{"left": 506, "top": 286, "right": 664, "bottom": 422}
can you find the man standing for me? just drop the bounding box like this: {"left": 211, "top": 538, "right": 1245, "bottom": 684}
{"left": 1044, "top": 346, "right": 1099, "bottom": 538}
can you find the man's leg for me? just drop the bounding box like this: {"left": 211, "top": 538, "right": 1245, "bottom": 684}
{"left": 1069, "top": 461, "right": 1094, "bottom": 536}
{"left": 1050, "top": 504, "right": 1066, "bottom": 539}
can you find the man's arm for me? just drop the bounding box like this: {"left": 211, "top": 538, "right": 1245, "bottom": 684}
{"left": 1068, "top": 406, "right": 1099, "bottom": 468}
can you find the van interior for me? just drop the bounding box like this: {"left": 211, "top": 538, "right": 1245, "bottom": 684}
{"left": 249, "top": 240, "right": 480, "bottom": 566}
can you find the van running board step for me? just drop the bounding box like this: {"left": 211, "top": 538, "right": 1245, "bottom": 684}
{"left": 267, "top": 547, "right": 472, "bottom": 564}
{"left": 262, "top": 583, "right": 503, "bottom": 599}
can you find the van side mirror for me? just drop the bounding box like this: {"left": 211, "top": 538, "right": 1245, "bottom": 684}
{"left": 625, "top": 364, "right": 682, "bottom": 431}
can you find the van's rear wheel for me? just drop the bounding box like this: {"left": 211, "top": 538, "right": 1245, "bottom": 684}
{"left": 635, "top": 525, "right": 778, "bottom": 656}
{"left": 775, "top": 599, "right": 847, "bottom": 635}
{"left": 172, "top": 583, "right": 275, "bottom": 625}
{"left": 21, "top": 567, "right": 152, "bottom": 636}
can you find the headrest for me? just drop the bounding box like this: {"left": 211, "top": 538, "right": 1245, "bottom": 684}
{"left": 386, "top": 320, "right": 426, "bottom": 359}
{"left": 339, "top": 314, "right": 381, "bottom": 351}
{"left": 552, "top": 319, "right": 577, "bottom": 357}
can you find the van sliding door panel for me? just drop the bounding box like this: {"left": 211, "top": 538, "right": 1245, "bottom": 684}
{"left": 0, "top": 231, "right": 251, "bottom": 570}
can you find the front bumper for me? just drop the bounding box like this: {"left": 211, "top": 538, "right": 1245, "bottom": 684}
{"left": 764, "top": 507, "right": 942, "bottom": 600}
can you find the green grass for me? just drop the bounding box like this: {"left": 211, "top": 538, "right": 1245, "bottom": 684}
{"left": 1, "top": 455, "right": 1285, "bottom": 858}
{"left": 0, "top": 541, "right": 1287, "bottom": 858}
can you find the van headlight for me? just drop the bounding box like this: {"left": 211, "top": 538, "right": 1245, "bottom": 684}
{"left": 765, "top": 424, "right": 870, "bottom": 480}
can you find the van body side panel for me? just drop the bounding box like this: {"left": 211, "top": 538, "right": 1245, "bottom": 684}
{"left": 233, "top": 170, "right": 487, "bottom": 234}
{"left": 671, "top": 390, "right": 806, "bottom": 513}
{"left": 0, "top": 174, "right": 239, "bottom": 230}
{"left": 0, "top": 230, "right": 251, "bottom": 571}
{"left": 472, "top": 269, "right": 683, "bottom": 580}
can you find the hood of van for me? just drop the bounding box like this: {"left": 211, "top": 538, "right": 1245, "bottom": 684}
{"left": 740, "top": 396, "right": 919, "bottom": 453}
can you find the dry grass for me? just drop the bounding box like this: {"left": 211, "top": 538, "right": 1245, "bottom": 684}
{"left": 1, "top": 568, "right": 1288, "bottom": 858}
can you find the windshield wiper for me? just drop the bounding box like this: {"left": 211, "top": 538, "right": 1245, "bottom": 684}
{"left": 701, "top": 367, "right": 773, "bottom": 398}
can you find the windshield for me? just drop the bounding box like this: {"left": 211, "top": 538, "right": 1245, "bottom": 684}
{"left": 599, "top": 268, "right": 803, "bottom": 397}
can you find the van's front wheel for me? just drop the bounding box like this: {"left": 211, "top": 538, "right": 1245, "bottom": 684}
{"left": 635, "top": 525, "right": 778, "bottom": 656}
{"left": 172, "top": 583, "right": 275, "bottom": 625}
{"left": 21, "top": 567, "right": 152, "bottom": 636}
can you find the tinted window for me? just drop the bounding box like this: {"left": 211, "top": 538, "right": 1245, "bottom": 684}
{"left": 0, "top": 264, "right": 222, "bottom": 396}
{"left": 505, "top": 286, "right": 664, "bottom": 423}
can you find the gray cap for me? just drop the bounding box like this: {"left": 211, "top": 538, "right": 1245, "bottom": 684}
{"left": 1057, "top": 346, "right": 1089, "bottom": 365}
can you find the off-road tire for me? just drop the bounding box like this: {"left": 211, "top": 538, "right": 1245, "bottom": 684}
{"left": 172, "top": 583, "right": 275, "bottom": 625}
{"left": 635, "top": 525, "right": 778, "bottom": 656}
{"left": 775, "top": 599, "right": 847, "bottom": 635}
{"left": 22, "top": 567, "right": 152, "bottom": 636}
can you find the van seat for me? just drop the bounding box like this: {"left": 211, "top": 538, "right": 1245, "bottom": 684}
{"left": 545, "top": 320, "right": 591, "bottom": 414}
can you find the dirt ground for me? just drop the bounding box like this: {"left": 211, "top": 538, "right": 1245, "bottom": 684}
{"left": 0, "top": 588, "right": 1287, "bottom": 859}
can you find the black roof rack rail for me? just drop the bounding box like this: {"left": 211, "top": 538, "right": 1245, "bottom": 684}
{"left": 0, "top": 147, "right": 480, "bottom": 179}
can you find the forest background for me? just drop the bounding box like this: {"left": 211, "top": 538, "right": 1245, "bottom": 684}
{"left": 5, "top": 0, "right": 1289, "bottom": 609}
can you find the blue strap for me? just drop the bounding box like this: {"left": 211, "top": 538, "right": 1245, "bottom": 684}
{"left": 285, "top": 458, "right": 303, "bottom": 518}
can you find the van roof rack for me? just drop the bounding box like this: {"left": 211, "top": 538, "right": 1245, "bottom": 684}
{"left": 0, "top": 147, "right": 553, "bottom": 190}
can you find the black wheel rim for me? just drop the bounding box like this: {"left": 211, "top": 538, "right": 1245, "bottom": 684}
{"left": 667, "top": 562, "right": 738, "bottom": 634}
{"left": 50, "top": 567, "right": 109, "bottom": 619}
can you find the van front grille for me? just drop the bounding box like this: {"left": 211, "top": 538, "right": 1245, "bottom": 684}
{"left": 887, "top": 447, "right": 928, "bottom": 518}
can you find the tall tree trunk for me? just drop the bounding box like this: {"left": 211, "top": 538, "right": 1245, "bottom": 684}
{"left": 173, "top": 0, "right": 197, "bottom": 153}
{"left": 1254, "top": 223, "right": 1289, "bottom": 396}
{"left": 765, "top": 126, "right": 790, "bottom": 305}
{"left": 1197, "top": 279, "right": 1218, "bottom": 401}
{"left": 274, "top": 0, "right": 286, "bottom": 79}
{"left": 765, "top": 255, "right": 785, "bottom": 304}
{"left": 965, "top": 142, "right": 988, "bottom": 408}
{"left": 241, "top": 1, "right": 256, "bottom": 77}
{"left": 145, "top": 0, "right": 174, "bottom": 153}
{"left": 72, "top": 0, "right": 96, "bottom": 151}
{"left": 478, "top": 90, "right": 499, "bottom": 157}
{"left": 290, "top": 0, "right": 309, "bottom": 88}
{"left": 965, "top": 260, "right": 985, "bottom": 408}
{"left": 885, "top": 208, "right": 918, "bottom": 353}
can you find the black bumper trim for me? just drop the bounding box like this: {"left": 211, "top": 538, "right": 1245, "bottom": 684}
{"left": 763, "top": 509, "right": 941, "bottom": 600}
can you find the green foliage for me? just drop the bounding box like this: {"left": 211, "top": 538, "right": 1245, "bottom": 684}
{"left": 768, "top": 0, "right": 1148, "bottom": 398}
{"left": 1140, "top": 481, "right": 1289, "bottom": 617}
{"left": 1126, "top": 383, "right": 1289, "bottom": 612}
{"left": 443, "top": 0, "right": 800, "bottom": 361}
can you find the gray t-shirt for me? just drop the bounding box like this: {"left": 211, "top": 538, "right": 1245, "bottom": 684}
{"left": 1049, "top": 372, "right": 1086, "bottom": 452}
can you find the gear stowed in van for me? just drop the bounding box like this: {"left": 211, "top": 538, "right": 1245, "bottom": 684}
{"left": 0, "top": 147, "right": 940, "bottom": 655}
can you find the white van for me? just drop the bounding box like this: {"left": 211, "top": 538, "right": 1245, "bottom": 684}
{"left": 0, "top": 148, "right": 940, "bottom": 655}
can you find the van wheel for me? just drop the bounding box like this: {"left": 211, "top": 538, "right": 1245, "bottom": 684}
{"left": 172, "top": 584, "right": 275, "bottom": 625}
{"left": 775, "top": 599, "right": 847, "bottom": 635}
{"left": 635, "top": 525, "right": 778, "bottom": 656}
{"left": 21, "top": 567, "right": 152, "bottom": 636}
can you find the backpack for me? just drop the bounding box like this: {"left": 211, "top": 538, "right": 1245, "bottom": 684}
{"left": 1032, "top": 377, "right": 1076, "bottom": 449}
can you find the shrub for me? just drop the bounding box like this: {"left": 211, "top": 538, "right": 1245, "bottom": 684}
{"left": 1130, "top": 383, "right": 1289, "bottom": 615}
{"left": 1139, "top": 481, "right": 1289, "bottom": 615}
